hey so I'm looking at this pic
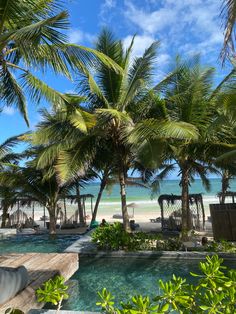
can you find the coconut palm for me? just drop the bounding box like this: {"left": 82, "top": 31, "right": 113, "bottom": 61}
{"left": 75, "top": 30, "right": 160, "bottom": 231}
{"left": 131, "top": 57, "right": 236, "bottom": 237}
{"left": 221, "top": 0, "right": 236, "bottom": 61}
{"left": 0, "top": 0, "right": 122, "bottom": 125}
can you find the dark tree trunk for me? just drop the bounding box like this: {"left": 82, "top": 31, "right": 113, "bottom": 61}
{"left": 1, "top": 204, "right": 9, "bottom": 228}
{"left": 181, "top": 164, "right": 192, "bottom": 239}
{"left": 91, "top": 178, "right": 107, "bottom": 222}
{"left": 48, "top": 209, "right": 57, "bottom": 234}
{"left": 119, "top": 167, "right": 130, "bottom": 232}
{"left": 221, "top": 170, "right": 230, "bottom": 204}
{"left": 76, "top": 182, "right": 85, "bottom": 226}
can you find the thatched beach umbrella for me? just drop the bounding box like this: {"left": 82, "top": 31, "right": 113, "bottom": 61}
{"left": 127, "top": 202, "right": 139, "bottom": 218}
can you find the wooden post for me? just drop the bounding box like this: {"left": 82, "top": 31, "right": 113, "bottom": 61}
{"left": 43, "top": 206, "right": 46, "bottom": 228}
{"left": 200, "top": 195, "right": 205, "bottom": 230}
{"left": 17, "top": 200, "right": 20, "bottom": 224}
{"left": 63, "top": 198, "right": 67, "bottom": 223}
{"left": 90, "top": 197, "right": 93, "bottom": 216}
{"left": 32, "top": 202, "right": 35, "bottom": 222}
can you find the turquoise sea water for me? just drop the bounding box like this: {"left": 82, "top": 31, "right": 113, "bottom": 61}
{"left": 81, "top": 178, "right": 235, "bottom": 202}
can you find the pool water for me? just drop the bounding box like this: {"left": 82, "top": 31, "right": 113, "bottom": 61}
{"left": 0, "top": 234, "right": 80, "bottom": 253}
{"left": 59, "top": 257, "right": 202, "bottom": 311}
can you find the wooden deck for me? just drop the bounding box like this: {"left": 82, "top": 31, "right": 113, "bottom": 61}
{"left": 0, "top": 253, "right": 78, "bottom": 312}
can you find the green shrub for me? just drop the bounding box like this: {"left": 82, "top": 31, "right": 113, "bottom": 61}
{"left": 206, "top": 240, "right": 236, "bottom": 253}
{"left": 91, "top": 222, "right": 162, "bottom": 251}
{"left": 36, "top": 275, "right": 69, "bottom": 312}
{"left": 97, "top": 255, "right": 236, "bottom": 313}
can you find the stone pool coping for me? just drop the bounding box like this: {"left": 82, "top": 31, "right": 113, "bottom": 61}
{"left": 64, "top": 233, "right": 236, "bottom": 260}
{"left": 0, "top": 228, "right": 16, "bottom": 238}
{"left": 29, "top": 311, "right": 97, "bottom": 314}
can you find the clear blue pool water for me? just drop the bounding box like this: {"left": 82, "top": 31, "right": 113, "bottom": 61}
{"left": 57, "top": 257, "right": 236, "bottom": 312}
{"left": 0, "top": 234, "right": 79, "bottom": 253}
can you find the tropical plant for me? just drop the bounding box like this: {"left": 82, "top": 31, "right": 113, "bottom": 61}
{"left": 131, "top": 57, "right": 236, "bottom": 237}
{"left": 0, "top": 135, "right": 23, "bottom": 227}
{"left": 221, "top": 0, "right": 236, "bottom": 61}
{"left": 53, "top": 30, "right": 160, "bottom": 231}
{"left": 0, "top": 154, "right": 77, "bottom": 234}
{"left": 36, "top": 275, "right": 69, "bottom": 313}
{"left": 0, "top": 0, "right": 122, "bottom": 125}
{"left": 97, "top": 255, "right": 236, "bottom": 313}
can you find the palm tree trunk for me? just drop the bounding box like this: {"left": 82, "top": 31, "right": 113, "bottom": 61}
{"left": 91, "top": 178, "right": 107, "bottom": 222}
{"left": 221, "top": 170, "right": 230, "bottom": 204}
{"left": 1, "top": 204, "right": 9, "bottom": 228}
{"left": 48, "top": 207, "right": 57, "bottom": 234}
{"left": 119, "top": 168, "right": 130, "bottom": 232}
{"left": 181, "top": 165, "right": 192, "bottom": 239}
{"left": 76, "top": 182, "right": 85, "bottom": 226}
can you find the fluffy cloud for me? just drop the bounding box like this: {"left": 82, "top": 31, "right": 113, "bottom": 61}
{"left": 2, "top": 107, "right": 15, "bottom": 115}
{"left": 123, "top": 34, "right": 157, "bottom": 57}
{"left": 68, "top": 29, "right": 95, "bottom": 44}
{"left": 123, "top": 0, "right": 223, "bottom": 59}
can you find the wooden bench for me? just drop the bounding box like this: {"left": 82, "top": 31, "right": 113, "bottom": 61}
{"left": 0, "top": 253, "right": 78, "bottom": 312}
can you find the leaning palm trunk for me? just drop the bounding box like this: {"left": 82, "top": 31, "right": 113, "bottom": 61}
{"left": 119, "top": 168, "right": 130, "bottom": 232}
{"left": 181, "top": 165, "right": 192, "bottom": 239}
{"left": 91, "top": 177, "right": 107, "bottom": 222}
{"left": 76, "top": 183, "right": 85, "bottom": 226}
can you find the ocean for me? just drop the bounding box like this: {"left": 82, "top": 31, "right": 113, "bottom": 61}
{"left": 81, "top": 178, "right": 229, "bottom": 202}
{"left": 12, "top": 178, "right": 234, "bottom": 222}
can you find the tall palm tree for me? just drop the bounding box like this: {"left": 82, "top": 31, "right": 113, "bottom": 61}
{"left": 131, "top": 57, "right": 235, "bottom": 237}
{"left": 221, "top": 0, "right": 236, "bottom": 61}
{"left": 77, "top": 30, "right": 159, "bottom": 231}
{"left": 0, "top": 0, "right": 122, "bottom": 124}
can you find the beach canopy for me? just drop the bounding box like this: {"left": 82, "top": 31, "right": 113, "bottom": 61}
{"left": 127, "top": 202, "right": 139, "bottom": 217}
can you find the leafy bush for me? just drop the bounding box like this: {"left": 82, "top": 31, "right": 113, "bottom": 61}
{"left": 91, "top": 222, "right": 162, "bottom": 251}
{"left": 97, "top": 255, "right": 236, "bottom": 313}
{"left": 206, "top": 240, "right": 236, "bottom": 253}
{"left": 36, "top": 275, "right": 69, "bottom": 312}
{"left": 92, "top": 223, "right": 183, "bottom": 251}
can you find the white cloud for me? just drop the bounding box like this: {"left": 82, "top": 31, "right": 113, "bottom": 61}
{"left": 123, "top": 34, "right": 157, "bottom": 58}
{"left": 2, "top": 107, "right": 15, "bottom": 115}
{"left": 100, "top": 0, "right": 117, "bottom": 22}
{"left": 124, "top": 1, "right": 177, "bottom": 34}
{"left": 102, "top": 0, "right": 116, "bottom": 9}
{"left": 68, "top": 29, "right": 95, "bottom": 44}
{"left": 123, "top": 0, "right": 222, "bottom": 59}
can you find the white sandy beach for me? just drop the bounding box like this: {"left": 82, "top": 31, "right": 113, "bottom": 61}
{"left": 7, "top": 195, "right": 219, "bottom": 226}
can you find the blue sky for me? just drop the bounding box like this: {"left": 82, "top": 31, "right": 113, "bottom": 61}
{"left": 0, "top": 0, "right": 231, "bottom": 151}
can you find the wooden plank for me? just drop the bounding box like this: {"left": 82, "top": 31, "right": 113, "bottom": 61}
{"left": 0, "top": 253, "right": 78, "bottom": 313}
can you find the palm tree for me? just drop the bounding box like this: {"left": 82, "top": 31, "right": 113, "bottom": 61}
{"left": 0, "top": 0, "right": 122, "bottom": 125}
{"left": 221, "top": 0, "right": 236, "bottom": 61}
{"left": 131, "top": 57, "right": 235, "bottom": 237}
{"left": 76, "top": 30, "right": 159, "bottom": 231}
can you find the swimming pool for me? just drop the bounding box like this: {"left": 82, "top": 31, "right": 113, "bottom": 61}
{"left": 0, "top": 234, "right": 80, "bottom": 253}
{"left": 56, "top": 256, "right": 214, "bottom": 312}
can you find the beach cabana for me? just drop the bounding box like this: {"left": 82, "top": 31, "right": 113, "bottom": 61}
{"left": 61, "top": 194, "right": 94, "bottom": 225}
{"left": 158, "top": 193, "right": 205, "bottom": 232}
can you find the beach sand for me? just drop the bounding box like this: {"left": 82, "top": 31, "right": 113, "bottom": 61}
{"left": 13, "top": 195, "right": 218, "bottom": 227}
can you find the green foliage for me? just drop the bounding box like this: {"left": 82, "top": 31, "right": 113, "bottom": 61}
{"left": 97, "top": 255, "right": 236, "bottom": 313}
{"left": 206, "top": 240, "right": 236, "bottom": 253}
{"left": 91, "top": 223, "right": 182, "bottom": 251}
{"left": 36, "top": 275, "right": 69, "bottom": 307}
{"left": 5, "top": 309, "right": 24, "bottom": 314}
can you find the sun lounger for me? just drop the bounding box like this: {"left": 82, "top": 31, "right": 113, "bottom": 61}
{"left": 150, "top": 217, "right": 161, "bottom": 223}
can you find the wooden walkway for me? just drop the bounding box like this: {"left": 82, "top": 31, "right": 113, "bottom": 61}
{"left": 0, "top": 253, "right": 78, "bottom": 312}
